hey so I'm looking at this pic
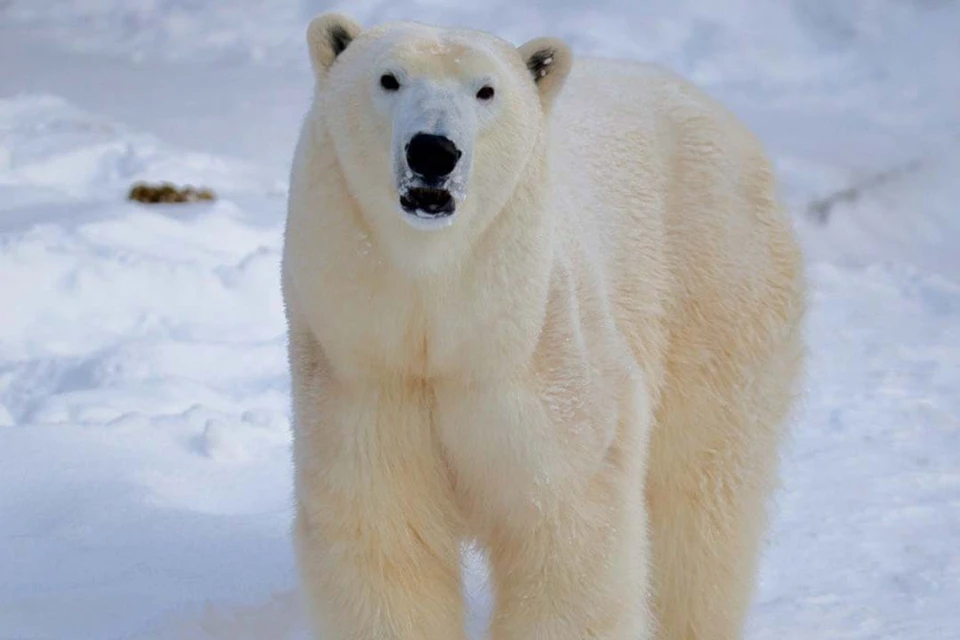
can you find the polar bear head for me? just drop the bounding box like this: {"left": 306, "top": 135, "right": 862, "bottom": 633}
{"left": 303, "top": 14, "right": 572, "bottom": 262}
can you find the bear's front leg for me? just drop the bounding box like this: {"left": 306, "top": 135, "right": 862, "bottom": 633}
{"left": 485, "top": 436, "right": 653, "bottom": 640}
{"left": 292, "top": 375, "right": 466, "bottom": 640}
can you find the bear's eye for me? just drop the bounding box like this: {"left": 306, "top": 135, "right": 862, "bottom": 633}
{"left": 476, "top": 85, "right": 495, "bottom": 101}
{"left": 380, "top": 73, "right": 401, "bottom": 91}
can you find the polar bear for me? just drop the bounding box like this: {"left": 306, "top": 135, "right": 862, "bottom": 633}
{"left": 282, "top": 12, "right": 806, "bottom": 640}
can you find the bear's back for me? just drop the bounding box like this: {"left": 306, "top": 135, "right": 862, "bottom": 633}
{"left": 548, "top": 56, "right": 805, "bottom": 400}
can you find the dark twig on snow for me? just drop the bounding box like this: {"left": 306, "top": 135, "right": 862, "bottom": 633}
{"left": 805, "top": 158, "right": 924, "bottom": 225}
{"left": 806, "top": 131, "right": 960, "bottom": 225}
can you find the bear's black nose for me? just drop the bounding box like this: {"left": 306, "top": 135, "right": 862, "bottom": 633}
{"left": 405, "top": 133, "right": 461, "bottom": 182}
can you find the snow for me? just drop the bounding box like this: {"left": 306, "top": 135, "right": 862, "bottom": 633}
{"left": 0, "top": 1, "right": 958, "bottom": 639}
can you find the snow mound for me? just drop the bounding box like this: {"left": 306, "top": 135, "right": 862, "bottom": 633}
{"left": 0, "top": 94, "right": 295, "bottom": 639}
{"left": 0, "top": 94, "right": 279, "bottom": 199}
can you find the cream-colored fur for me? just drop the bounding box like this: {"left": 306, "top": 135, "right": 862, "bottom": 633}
{"left": 283, "top": 13, "right": 806, "bottom": 640}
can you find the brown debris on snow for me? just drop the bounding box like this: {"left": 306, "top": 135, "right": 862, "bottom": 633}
{"left": 127, "top": 181, "right": 217, "bottom": 204}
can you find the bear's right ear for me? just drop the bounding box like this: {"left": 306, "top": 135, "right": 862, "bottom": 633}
{"left": 306, "top": 13, "right": 363, "bottom": 76}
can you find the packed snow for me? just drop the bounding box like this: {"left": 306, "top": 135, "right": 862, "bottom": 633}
{"left": 0, "top": 2, "right": 957, "bottom": 639}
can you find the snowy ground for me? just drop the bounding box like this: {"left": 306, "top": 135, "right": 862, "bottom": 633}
{"left": 1, "top": 2, "right": 958, "bottom": 639}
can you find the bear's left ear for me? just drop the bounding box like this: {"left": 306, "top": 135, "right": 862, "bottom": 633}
{"left": 306, "top": 13, "right": 363, "bottom": 77}
{"left": 517, "top": 37, "right": 573, "bottom": 108}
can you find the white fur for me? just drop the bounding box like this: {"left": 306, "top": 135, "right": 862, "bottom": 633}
{"left": 284, "top": 14, "right": 806, "bottom": 640}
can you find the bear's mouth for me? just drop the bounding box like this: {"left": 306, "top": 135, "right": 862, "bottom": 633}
{"left": 400, "top": 187, "right": 455, "bottom": 219}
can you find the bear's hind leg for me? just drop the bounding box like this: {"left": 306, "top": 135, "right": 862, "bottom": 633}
{"left": 646, "top": 368, "right": 794, "bottom": 640}
{"left": 646, "top": 446, "right": 775, "bottom": 639}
